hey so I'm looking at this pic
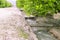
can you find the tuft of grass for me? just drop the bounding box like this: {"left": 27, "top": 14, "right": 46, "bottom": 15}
{"left": 17, "top": 27, "right": 29, "bottom": 39}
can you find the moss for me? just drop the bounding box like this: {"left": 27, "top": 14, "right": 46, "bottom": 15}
{"left": 17, "top": 27, "right": 29, "bottom": 39}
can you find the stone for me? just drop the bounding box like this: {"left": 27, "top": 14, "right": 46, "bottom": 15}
{"left": 53, "top": 13, "right": 60, "bottom": 20}
{"left": 49, "top": 28, "right": 60, "bottom": 40}
{"left": 26, "top": 17, "right": 60, "bottom": 27}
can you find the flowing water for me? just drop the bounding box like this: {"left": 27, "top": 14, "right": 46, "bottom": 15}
{"left": 26, "top": 18, "right": 58, "bottom": 40}
{"left": 34, "top": 30, "right": 57, "bottom": 40}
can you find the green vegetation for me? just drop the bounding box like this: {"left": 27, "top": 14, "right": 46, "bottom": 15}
{"left": 17, "top": 27, "right": 29, "bottom": 39}
{"left": 16, "top": 0, "right": 60, "bottom": 16}
{"left": 0, "top": 0, "right": 12, "bottom": 8}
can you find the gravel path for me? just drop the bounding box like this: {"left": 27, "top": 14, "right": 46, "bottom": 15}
{"left": 0, "top": 7, "right": 38, "bottom": 40}
{"left": 0, "top": 7, "right": 24, "bottom": 40}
